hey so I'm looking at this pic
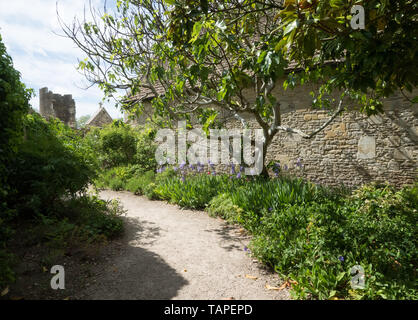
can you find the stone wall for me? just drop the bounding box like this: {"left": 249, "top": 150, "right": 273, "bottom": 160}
{"left": 126, "top": 85, "right": 418, "bottom": 187}
{"left": 39, "top": 87, "right": 76, "bottom": 128}
{"left": 222, "top": 84, "right": 418, "bottom": 187}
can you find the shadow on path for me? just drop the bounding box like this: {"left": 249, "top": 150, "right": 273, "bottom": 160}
{"left": 204, "top": 222, "right": 249, "bottom": 252}
{"left": 79, "top": 215, "right": 188, "bottom": 299}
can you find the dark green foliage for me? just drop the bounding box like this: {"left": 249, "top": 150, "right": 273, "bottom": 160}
{"left": 57, "top": 195, "right": 124, "bottom": 240}
{"left": 8, "top": 114, "right": 96, "bottom": 217}
{"left": 126, "top": 171, "right": 156, "bottom": 195}
{"left": 133, "top": 127, "right": 158, "bottom": 172}
{"left": 98, "top": 122, "right": 137, "bottom": 168}
{"left": 207, "top": 193, "right": 243, "bottom": 222}
{"left": 85, "top": 123, "right": 158, "bottom": 171}
{"left": 0, "top": 34, "right": 31, "bottom": 288}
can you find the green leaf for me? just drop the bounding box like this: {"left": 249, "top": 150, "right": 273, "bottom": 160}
{"left": 284, "top": 20, "right": 298, "bottom": 36}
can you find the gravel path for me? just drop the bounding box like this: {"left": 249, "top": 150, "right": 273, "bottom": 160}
{"left": 77, "top": 190, "right": 290, "bottom": 300}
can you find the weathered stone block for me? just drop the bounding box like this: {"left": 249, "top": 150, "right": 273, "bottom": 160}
{"left": 357, "top": 136, "right": 376, "bottom": 159}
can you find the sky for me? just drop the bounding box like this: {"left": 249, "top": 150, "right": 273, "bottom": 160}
{"left": 0, "top": 0, "right": 123, "bottom": 119}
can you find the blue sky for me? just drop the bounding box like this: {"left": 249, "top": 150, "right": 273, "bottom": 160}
{"left": 0, "top": 0, "right": 123, "bottom": 119}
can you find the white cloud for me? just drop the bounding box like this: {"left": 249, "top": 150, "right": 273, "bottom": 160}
{"left": 0, "top": 0, "right": 123, "bottom": 119}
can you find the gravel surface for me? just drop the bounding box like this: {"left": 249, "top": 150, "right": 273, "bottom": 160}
{"left": 77, "top": 190, "right": 291, "bottom": 300}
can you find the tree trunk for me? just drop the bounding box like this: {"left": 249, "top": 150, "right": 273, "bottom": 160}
{"left": 259, "top": 139, "right": 270, "bottom": 178}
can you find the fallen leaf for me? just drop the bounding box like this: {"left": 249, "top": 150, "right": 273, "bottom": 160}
{"left": 1, "top": 287, "right": 9, "bottom": 296}
{"left": 184, "top": 269, "right": 187, "bottom": 272}
{"left": 278, "top": 282, "right": 288, "bottom": 290}
{"left": 265, "top": 284, "right": 281, "bottom": 291}
{"left": 245, "top": 274, "right": 258, "bottom": 280}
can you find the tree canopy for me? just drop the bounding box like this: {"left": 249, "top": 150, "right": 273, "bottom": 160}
{"left": 60, "top": 0, "right": 418, "bottom": 174}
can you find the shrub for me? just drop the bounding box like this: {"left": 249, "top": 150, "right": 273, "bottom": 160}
{"left": 134, "top": 127, "right": 158, "bottom": 172}
{"left": 143, "top": 182, "right": 160, "bottom": 200}
{"left": 98, "top": 122, "right": 137, "bottom": 168}
{"left": 60, "top": 194, "right": 125, "bottom": 240}
{"left": 207, "top": 193, "right": 243, "bottom": 222}
{"left": 8, "top": 114, "right": 95, "bottom": 217}
{"left": 85, "top": 123, "right": 158, "bottom": 172}
{"left": 0, "top": 34, "right": 31, "bottom": 288}
{"left": 250, "top": 183, "right": 418, "bottom": 300}
{"left": 126, "top": 171, "right": 156, "bottom": 195}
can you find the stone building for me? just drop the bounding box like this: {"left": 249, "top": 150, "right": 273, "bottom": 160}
{"left": 39, "top": 87, "right": 76, "bottom": 128}
{"left": 125, "top": 81, "right": 417, "bottom": 188}
{"left": 86, "top": 104, "right": 113, "bottom": 127}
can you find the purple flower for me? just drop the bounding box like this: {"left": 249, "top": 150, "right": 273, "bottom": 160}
{"left": 236, "top": 172, "right": 241, "bottom": 179}
{"left": 173, "top": 166, "right": 178, "bottom": 172}
{"left": 338, "top": 256, "right": 344, "bottom": 262}
{"left": 268, "top": 207, "right": 273, "bottom": 212}
{"left": 240, "top": 166, "right": 244, "bottom": 172}
{"left": 283, "top": 164, "right": 288, "bottom": 171}
{"left": 244, "top": 246, "right": 250, "bottom": 252}
{"left": 231, "top": 163, "right": 236, "bottom": 174}
{"left": 181, "top": 176, "right": 185, "bottom": 182}
{"left": 179, "top": 161, "right": 186, "bottom": 169}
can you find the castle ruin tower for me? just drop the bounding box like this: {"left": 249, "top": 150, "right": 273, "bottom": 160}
{"left": 39, "top": 87, "right": 76, "bottom": 128}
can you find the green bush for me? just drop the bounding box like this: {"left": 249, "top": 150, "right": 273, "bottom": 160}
{"left": 8, "top": 114, "right": 95, "bottom": 217}
{"left": 143, "top": 182, "right": 160, "bottom": 200}
{"left": 134, "top": 127, "right": 158, "bottom": 172}
{"left": 0, "top": 34, "right": 31, "bottom": 288}
{"left": 249, "top": 183, "right": 418, "bottom": 300}
{"left": 59, "top": 194, "right": 125, "bottom": 240}
{"left": 20, "top": 195, "right": 124, "bottom": 267}
{"left": 207, "top": 193, "right": 243, "bottom": 222}
{"left": 85, "top": 123, "right": 158, "bottom": 172}
{"left": 99, "top": 122, "right": 137, "bottom": 168}
{"left": 126, "top": 171, "right": 156, "bottom": 195}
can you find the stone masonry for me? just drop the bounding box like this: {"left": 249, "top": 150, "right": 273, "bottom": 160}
{"left": 39, "top": 87, "right": 76, "bottom": 128}
{"left": 86, "top": 104, "right": 113, "bottom": 127}
{"left": 127, "top": 83, "right": 417, "bottom": 188}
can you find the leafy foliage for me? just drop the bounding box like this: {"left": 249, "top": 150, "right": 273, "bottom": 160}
{"left": 0, "top": 34, "right": 31, "bottom": 288}
{"left": 85, "top": 122, "right": 158, "bottom": 171}
{"left": 8, "top": 114, "right": 96, "bottom": 217}
{"left": 105, "top": 165, "right": 417, "bottom": 300}
{"left": 62, "top": 0, "right": 417, "bottom": 176}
